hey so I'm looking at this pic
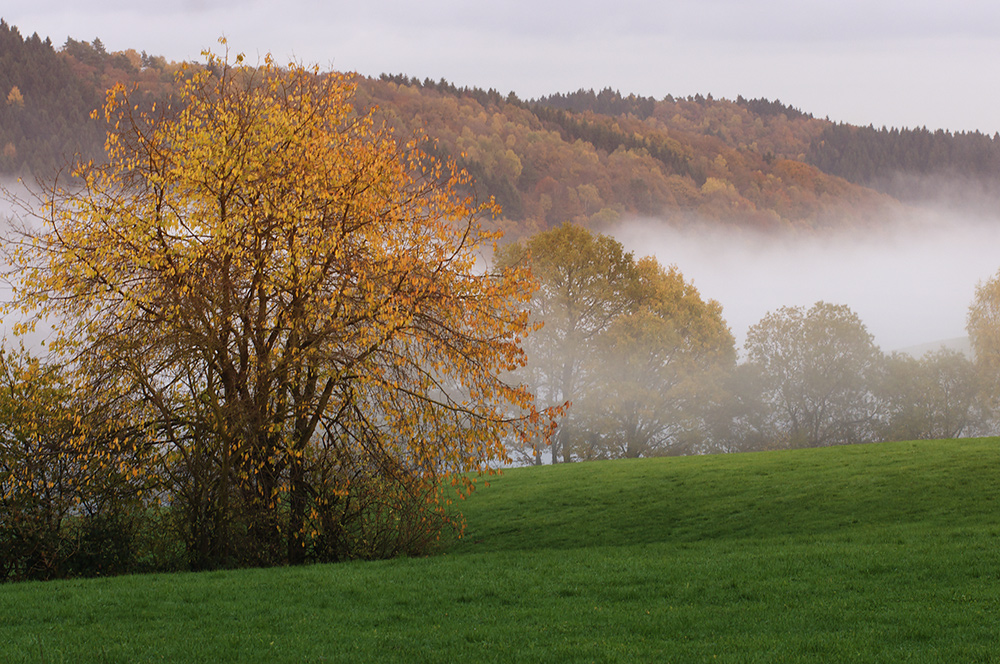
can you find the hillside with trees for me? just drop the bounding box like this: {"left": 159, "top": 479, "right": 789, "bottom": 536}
{"left": 363, "top": 76, "right": 895, "bottom": 235}
{"left": 5, "top": 19, "right": 1000, "bottom": 233}
{"left": 0, "top": 20, "right": 102, "bottom": 175}
{"left": 0, "top": 20, "right": 178, "bottom": 176}
{"left": 12, "top": 19, "right": 1000, "bottom": 235}
{"left": 806, "top": 123, "right": 1000, "bottom": 205}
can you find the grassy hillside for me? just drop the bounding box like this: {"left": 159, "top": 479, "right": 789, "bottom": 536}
{"left": 3, "top": 439, "right": 1000, "bottom": 662}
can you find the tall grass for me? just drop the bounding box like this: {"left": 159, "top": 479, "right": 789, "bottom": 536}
{"left": 2, "top": 438, "right": 1000, "bottom": 662}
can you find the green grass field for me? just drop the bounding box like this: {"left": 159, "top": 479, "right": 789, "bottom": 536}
{"left": 3, "top": 439, "right": 1000, "bottom": 662}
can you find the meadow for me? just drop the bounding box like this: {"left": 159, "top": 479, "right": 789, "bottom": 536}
{"left": 2, "top": 438, "right": 1000, "bottom": 662}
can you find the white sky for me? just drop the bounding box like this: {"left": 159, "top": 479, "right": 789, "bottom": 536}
{"left": 5, "top": 1, "right": 1000, "bottom": 350}
{"left": 5, "top": 0, "right": 1000, "bottom": 134}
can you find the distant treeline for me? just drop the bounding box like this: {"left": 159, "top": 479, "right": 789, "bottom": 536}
{"left": 378, "top": 73, "right": 523, "bottom": 110}
{"left": 533, "top": 88, "right": 811, "bottom": 123}
{"left": 0, "top": 20, "right": 103, "bottom": 175}
{"left": 532, "top": 87, "right": 658, "bottom": 119}
{"left": 381, "top": 72, "right": 1000, "bottom": 206}
{"left": 378, "top": 76, "right": 692, "bottom": 179}
{"left": 0, "top": 19, "right": 179, "bottom": 177}
{"left": 5, "top": 19, "right": 998, "bottom": 228}
{"left": 370, "top": 73, "right": 889, "bottom": 230}
{"left": 734, "top": 95, "right": 812, "bottom": 121}
{"left": 806, "top": 124, "right": 1000, "bottom": 200}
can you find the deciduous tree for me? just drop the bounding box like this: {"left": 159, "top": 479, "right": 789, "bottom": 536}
{"left": 581, "top": 258, "right": 736, "bottom": 458}
{"left": 968, "top": 269, "right": 1000, "bottom": 414}
{"left": 495, "top": 223, "right": 637, "bottom": 462}
{"left": 744, "top": 301, "right": 883, "bottom": 447}
{"left": 8, "top": 48, "right": 543, "bottom": 569}
{"left": 0, "top": 347, "right": 148, "bottom": 581}
{"left": 496, "top": 224, "right": 735, "bottom": 461}
{"left": 880, "top": 349, "right": 980, "bottom": 441}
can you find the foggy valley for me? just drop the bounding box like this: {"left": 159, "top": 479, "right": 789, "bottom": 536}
{"left": 4, "top": 181, "right": 998, "bottom": 358}
{"left": 614, "top": 208, "right": 1000, "bottom": 354}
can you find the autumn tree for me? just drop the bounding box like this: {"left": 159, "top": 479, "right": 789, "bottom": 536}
{"left": 967, "top": 269, "right": 1000, "bottom": 417}
{"left": 6, "top": 86, "right": 24, "bottom": 108}
{"left": 0, "top": 347, "right": 149, "bottom": 581}
{"left": 496, "top": 224, "right": 735, "bottom": 461}
{"left": 8, "top": 49, "right": 543, "bottom": 570}
{"left": 581, "top": 257, "right": 736, "bottom": 458}
{"left": 744, "top": 302, "right": 884, "bottom": 448}
{"left": 495, "top": 223, "right": 638, "bottom": 463}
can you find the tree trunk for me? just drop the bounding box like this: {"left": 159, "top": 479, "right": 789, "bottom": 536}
{"left": 287, "top": 455, "right": 307, "bottom": 565}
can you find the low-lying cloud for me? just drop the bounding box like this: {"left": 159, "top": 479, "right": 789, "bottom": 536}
{"left": 613, "top": 210, "right": 1000, "bottom": 354}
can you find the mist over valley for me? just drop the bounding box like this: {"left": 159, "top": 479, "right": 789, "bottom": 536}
{"left": 614, "top": 208, "right": 1000, "bottom": 353}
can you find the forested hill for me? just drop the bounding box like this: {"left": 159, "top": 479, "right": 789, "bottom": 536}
{"left": 0, "top": 21, "right": 103, "bottom": 175}
{"left": 526, "top": 87, "right": 1000, "bottom": 209}
{"left": 362, "top": 76, "right": 892, "bottom": 234}
{"left": 807, "top": 123, "right": 1000, "bottom": 204}
{"left": 2, "top": 18, "right": 999, "bottom": 234}
{"left": 0, "top": 20, "right": 181, "bottom": 177}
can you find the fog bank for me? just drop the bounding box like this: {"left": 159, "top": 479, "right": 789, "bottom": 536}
{"left": 614, "top": 213, "right": 1000, "bottom": 354}
{"left": 0, "top": 180, "right": 53, "bottom": 354}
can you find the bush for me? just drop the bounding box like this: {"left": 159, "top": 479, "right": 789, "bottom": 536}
{"left": 0, "top": 349, "right": 151, "bottom": 582}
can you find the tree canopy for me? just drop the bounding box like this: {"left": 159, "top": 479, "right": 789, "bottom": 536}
{"left": 744, "top": 302, "right": 884, "bottom": 447}
{"left": 582, "top": 257, "right": 736, "bottom": 458}
{"left": 496, "top": 223, "right": 735, "bottom": 462}
{"left": 5, "top": 49, "right": 544, "bottom": 574}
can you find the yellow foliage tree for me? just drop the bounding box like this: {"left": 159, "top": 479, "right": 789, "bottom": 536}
{"left": 0, "top": 347, "right": 149, "bottom": 581}
{"left": 10, "top": 49, "right": 542, "bottom": 569}
{"left": 6, "top": 85, "right": 23, "bottom": 108}
{"left": 967, "top": 268, "right": 1000, "bottom": 412}
{"left": 495, "top": 223, "right": 638, "bottom": 463}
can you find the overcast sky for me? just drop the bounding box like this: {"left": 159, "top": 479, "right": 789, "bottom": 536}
{"left": 6, "top": 0, "right": 1000, "bottom": 134}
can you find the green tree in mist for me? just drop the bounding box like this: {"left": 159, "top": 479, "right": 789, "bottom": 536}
{"left": 744, "top": 301, "right": 884, "bottom": 448}
{"left": 880, "top": 349, "right": 980, "bottom": 441}
{"left": 581, "top": 258, "right": 735, "bottom": 458}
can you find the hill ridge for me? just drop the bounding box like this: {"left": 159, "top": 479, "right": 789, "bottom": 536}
{"left": 6, "top": 18, "right": 1000, "bottom": 235}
